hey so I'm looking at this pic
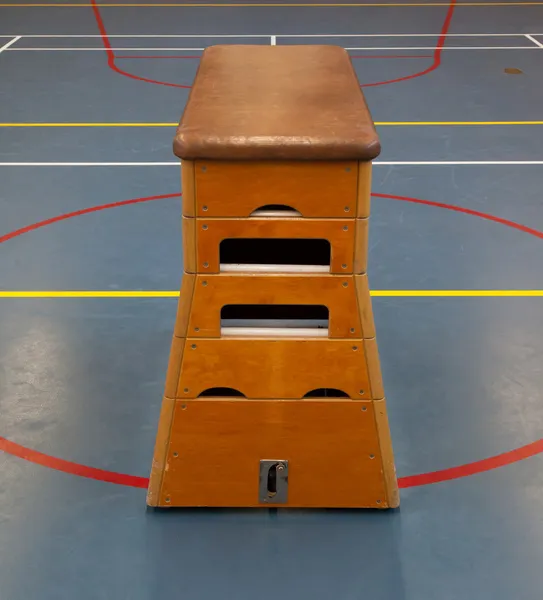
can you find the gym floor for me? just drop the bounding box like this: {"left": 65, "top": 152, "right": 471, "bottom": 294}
{"left": 1, "top": 1, "right": 543, "bottom": 598}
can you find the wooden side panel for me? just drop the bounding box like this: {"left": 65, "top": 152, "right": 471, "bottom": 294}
{"left": 356, "top": 161, "right": 372, "bottom": 218}
{"left": 177, "top": 338, "right": 371, "bottom": 399}
{"left": 364, "top": 337, "right": 385, "bottom": 399}
{"left": 354, "top": 274, "right": 376, "bottom": 339}
{"left": 194, "top": 160, "right": 358, "bottom": 218}
{"left": 159, "top": 398, "right": 387, "bottom": 508}
{"left": 164, "top": 335, "right": 185, "bottom": 398}
{"left": 373, "top": 398, "right": 400, "bottom": 508}
{"left": 182, "top": 217, "right": 196, "bottom": 273}
{"left": 173, "top": 273, "right": 196, "bottom": 338}
{"left": 147, "top": 395, "right": 176, "bottom": 506}
{"left": 181, "top": 160, "right": 196, "bottom": 217}
{"left": 195, "top": 217, "right": 357, "bottom": 274}
{"left": 187, "top": 273, "right": 363, "bottom": 338}
{"left": 353, "top": 218, "right": 369, "bottom": 274}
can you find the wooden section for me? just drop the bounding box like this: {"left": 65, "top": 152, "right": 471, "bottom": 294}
{"left": 173, "top": 274, "right": 196, "bottom": 338}
{"left": 354, "top": 274, "right": 376, "bottom": 339}
{"left": 181, "top": 160, "right": 196, "bottom": 217}
{"left": 364, "top": 337, "right": 384, "bottom": 399}
{"left": 353, "top": 218, "right": 369, "bottom": 274}
{"left": 195, "top": 216, "right": 357, "bottom": 274}
{"left": 356, "top": 161, "right": 372, "bottom": 218}
{"left": 164, "top": 336, "right": 185, "bottom": 398}
{"left": 186, "top": 273, "right": 364, "bottom": 339}
{"left": 159, "top": 398, "right": 387, "bottom": 508}
{"left": 373, "top": 398, "right": 400, "bottom": 508}
{"left": 147, "top": 395, "right": 176, "bottom": 507}
{"left": 194, "top": 160, "right": 358, "bottom": 218}
{"left": 177, "top": 338, "right": 371, "bottom": 399}
{"left": 182, "top": 217, "right": 196, "bottom": 273}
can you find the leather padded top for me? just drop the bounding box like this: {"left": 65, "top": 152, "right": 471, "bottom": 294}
{"left": 173, "top": 45, "right": 381, "bottom": 161}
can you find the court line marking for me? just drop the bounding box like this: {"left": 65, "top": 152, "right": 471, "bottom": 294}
{"left": 0, "top": 35, "right": 20, "bottom": 53}
{"left": 2, "top": 33, "right": 543, "bottom": 37}
{"left": 7, "top": 45, "right": 542, "bottom": 50}
{"left": 525, "top": 33, "right": 543, "bottom": 47}
{"left": 1, "top": 290, "right": 542, "bottom": 298}
{"left": 2, "top": 2, "right": 543, "bottom": 7}
{"left": 2, "top": 121, "right": 543, "bottom": 126}
{"left": 2, "top": 161, "right": 543, "bottom": 166}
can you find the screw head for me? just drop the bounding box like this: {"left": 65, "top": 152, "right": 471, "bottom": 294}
{"left": 202, "top": 281, "right": 207, "bottom": 286}
{"left": 181, "top": 404, "right": 187, "bottom": 410}
{"left": 203, "top": 262, "right": 209, "bottom": 268}
{"left": 369, "top": 454, "right": 375, "bottom": 459}
{"left": 173, "top": 452, "right": 179, "bottom": 458}
{"left": 344, "top": 206, "right": 350, "bottom": 212}
{"left": 343, "top": 225, "right": 349, "bottom": 231}
{"left": 350, "top": 328, "right": 355, "bottom": 333}
{"left": 361, "top": 406, "right": 367, "bottom": 411}
{"left": 342, "top": 264, "right": 347, "bottom": 269}
{"left": 183, "top": 388, "right": 189, "bottom": 393}
{"left": 376, "top": 500, "right": 381, "bottom": 505}
{"left": 202, "top": 205, "right": 208, "bottom": 211}
{"left": 342, "top": 282, "right": 348, "bottom": 288}
{"left": 201, "top": 166, "right": 207, "bottom": 172}
{"left": 202, "top": 224, "right": 208, "bottom": 230}
{"left": 345, "top": 167, "right": 351, "bottom": 172}
{"left": 352, "top": 345, "right": 358, "bottom": 351}
{"left": 165, "top": 497, "right": 171, "bottom": 503}
{"left": 359, "top": 389, "right": 364, "bottom": 395}
{"left": 194, "top": 327, "right": 200, "bottom": 332}
{"left": 191, "top": 344, "right": 197, "bottom": 349}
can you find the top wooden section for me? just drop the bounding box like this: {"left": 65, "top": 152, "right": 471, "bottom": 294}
{"left": 173, "top": 45, "right": 381, "bottom": 162}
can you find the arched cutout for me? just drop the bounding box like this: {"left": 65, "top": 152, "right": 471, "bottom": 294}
{"left": 198, "top": 387, "right": 246, "bottom": 398}
{"left": 250, "top": 204, "right": 302, "bottom": 217}
{"left": 220, "top": 238, "right": 331, "bottom": 273}
{"left": 303, "top": 388, "right": 350, "bottom": 398}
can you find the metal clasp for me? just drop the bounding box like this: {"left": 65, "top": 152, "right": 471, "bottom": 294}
{"left": 259, "top": 460, "right": 289, "bottom": 504}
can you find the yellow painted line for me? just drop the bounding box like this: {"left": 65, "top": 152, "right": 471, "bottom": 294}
{"left": 2, "top": 121, "right": 543, "bottom": 127}
{"left": 1, "top": 290, "right": 542, "bottom": 298}
{"left": 2, "top": 2, "right": 543, "bottom": 6}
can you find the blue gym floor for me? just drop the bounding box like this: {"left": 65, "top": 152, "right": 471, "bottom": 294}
{"left": 1, "top": 2, "right": 543, "bottom": 599}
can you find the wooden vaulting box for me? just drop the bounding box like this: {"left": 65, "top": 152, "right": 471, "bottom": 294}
{"left": 148, "top": 45, "right": 399, "bottom": 509}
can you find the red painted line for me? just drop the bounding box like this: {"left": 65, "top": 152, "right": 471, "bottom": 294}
{"left": 90, "top": 0, "right": 192, "bottom": 89}
{"left": 360, "top": 0, "right": 456, "bottom": 87}
{"left": 1, "top": 191, "right": 542, "bottom": 490}
{"left": 399, "top": 439, "right": 543, "bottom": 488}
{"left": 373, "top": 192, "right": 543, "bottom": 239}
{"left": 0, "top": 193, "right": 180, "bottom": 246}
{"left": 90, "top": 0, "right": 455, "bottom": 88}
{"left": 0, "top": 436, "right": 149, "bottom": 489}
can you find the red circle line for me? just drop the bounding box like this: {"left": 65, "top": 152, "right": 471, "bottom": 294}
{"left": 1, "top": 190, "right": 542, "bottom": 490}
{"left": 89, "top": 0, "right": 456, "bottom": 89}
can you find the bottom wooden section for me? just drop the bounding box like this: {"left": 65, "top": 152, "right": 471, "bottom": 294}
{"left": 151, "top": 398, "right": 398, "bottom": 509}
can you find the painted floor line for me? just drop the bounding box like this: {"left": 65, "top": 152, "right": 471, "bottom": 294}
{"left": 1, "top": 2, "right": 543, "bottom": 7}
{"left": 1, "top": 291, "right": 542, "bottom": 298}
{"left": 525, "top": 33, "right": 543, "bottom": 47}
{"left": 5, "top": 45, "right": 542, "bottom": 51}
{"left": 2, "top": 161, "right": 543, "bottom": 166}
{"left": 2, "top": 121, "right": 543, "bottom": 127}
{"left": 0, "top": 35, "right": 20, "bottom": 53}
{"left": 2, "top": 32, "right": 543, "bottom": 37}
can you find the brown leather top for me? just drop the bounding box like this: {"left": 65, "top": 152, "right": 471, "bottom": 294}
{"left": 173, "top": 45, "right": 381, "bottom": 161}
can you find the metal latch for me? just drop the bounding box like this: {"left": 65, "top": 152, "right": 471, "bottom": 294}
{"left": 259, "top": 460, "right": 289, "bottom": 504}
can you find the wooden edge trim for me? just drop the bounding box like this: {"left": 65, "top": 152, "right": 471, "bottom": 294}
{"left": 147, "top": 395, "right": 176, "bottom": 506}
{"left": 356, "top": 161, "right": 372, "bottom": 218}
{"left": 353, "top": 218, "right": 369, "bottom": 274}
{"left": 373, "top": 398, "right": 400, "bottom": 508}
{"left": 173, "top": 273, "right": 196, "bottom": 338}
{"left": 364, "top": 337, "right": 384, "bottom": 399}
{"left": 181, "top": 159, "right": 196, "bottom": 217}
{"left": 182, "top": 216, "right": 196, "bottom": 273}
{"left": 354, "top": 274, "right": 376, "bottom": 338}
{"left": 164, "top": 335, "right": 185, "bottom": 399}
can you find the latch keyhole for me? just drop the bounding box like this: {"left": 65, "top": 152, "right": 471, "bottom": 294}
{"left": 267, "top": 464, "right": 278, "bottom": 498}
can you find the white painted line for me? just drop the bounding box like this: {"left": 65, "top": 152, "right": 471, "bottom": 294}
{"left": 345, "top": 46, "right": 537, "bottom": 50}
{"left": 525, "top": 34, "right": 543, "bottom": 48}
{"left": 0, "top": 36, "right": 21, "bottom": 53}
{"left": 8, "top": 46, "right": 539, "bottom": 51}
{"left": 4, "top": 33, "right": 543, "bottom": 37}
{"left": 2, "top": 161, "right": 543, "bottom": 167}
{"left": 270, "top": 35, "right": 276, "bottom": 45}
{"left": 9, "top": 47, "right": 206, "bottom": 51}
